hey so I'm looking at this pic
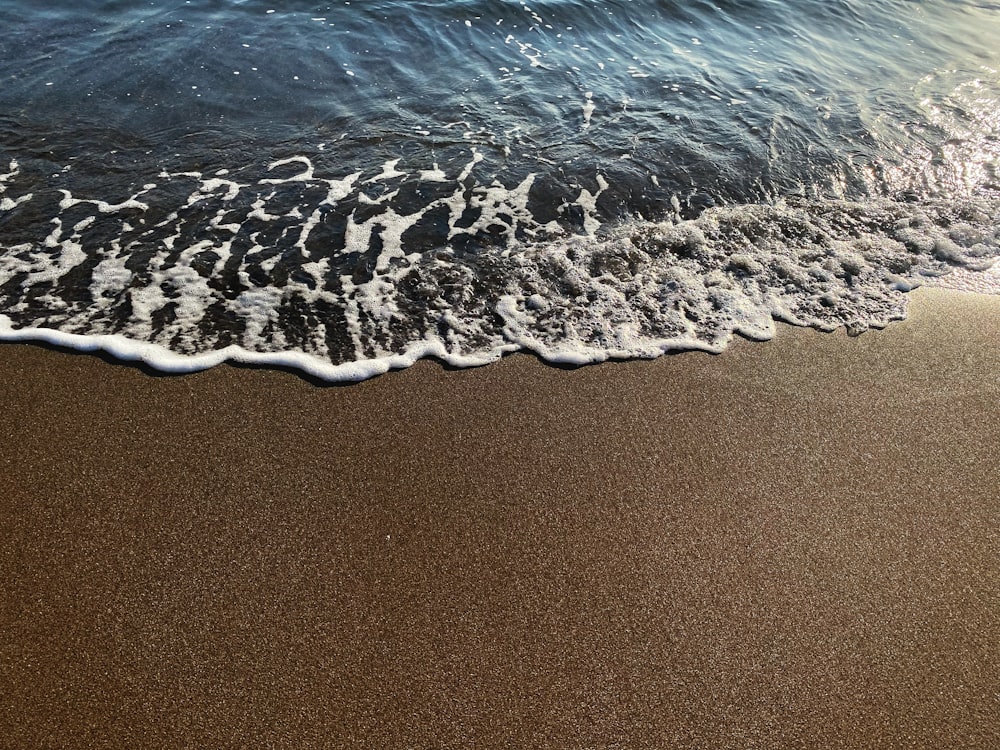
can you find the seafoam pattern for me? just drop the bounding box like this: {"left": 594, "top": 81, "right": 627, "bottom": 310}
{"left": 1, "top": 152, "right": 999, "bottom": 380}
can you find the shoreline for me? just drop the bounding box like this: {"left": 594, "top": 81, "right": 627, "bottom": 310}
{"left": 2, "top": 287, "right": 999, "bottom": 749}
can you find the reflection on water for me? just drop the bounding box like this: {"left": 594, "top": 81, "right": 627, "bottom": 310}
{"left": 2, "top": 0, "right": 998, "bottom": 207}
{"left": 860, "top": 66, "right": 1000, "bottom": 199}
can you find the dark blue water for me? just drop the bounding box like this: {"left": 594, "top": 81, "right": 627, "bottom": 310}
{"left": 1, "top": 0, "right": 998, "bottom": 378}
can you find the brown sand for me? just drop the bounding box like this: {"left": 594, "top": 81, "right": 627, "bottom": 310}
{"left": 1, "top": 287, "right": 999, "bottom": 749}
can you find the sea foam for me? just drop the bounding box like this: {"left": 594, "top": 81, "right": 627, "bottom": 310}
{"left": 1, "top": 151, "right": 997, "bottom": 381}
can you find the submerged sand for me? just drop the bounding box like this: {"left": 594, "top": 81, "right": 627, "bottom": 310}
{"left": 1, "top": 287, "right": 998, "bottom": 749}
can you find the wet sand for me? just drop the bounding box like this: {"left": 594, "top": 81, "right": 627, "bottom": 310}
{"left": 1, "top": 287, "right": 999, "bottom": 749}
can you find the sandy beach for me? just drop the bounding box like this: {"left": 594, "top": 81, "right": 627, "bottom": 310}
{"left": 1, "top": 286, "right": 998, "bottom": 749}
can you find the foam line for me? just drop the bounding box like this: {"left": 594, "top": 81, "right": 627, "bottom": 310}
{"left": 0, "top": 315, "right": 510, "bottom": 382}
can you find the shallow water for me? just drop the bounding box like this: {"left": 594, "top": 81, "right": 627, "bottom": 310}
{"left": 1, "top": 0, "right": 998, "bottom": 379}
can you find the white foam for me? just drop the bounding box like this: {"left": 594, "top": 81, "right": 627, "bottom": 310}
{"left": 582, "top": 91, "right": 595, "bottom": 130}
{"left": 2, "top": 144, "right": 998, "bottom": 383}
{"left": 363, "top": 158, "right": 407, "bottom": 184}
{"left": 449, "top": 175, "right": 537, "bottom": 247}
{"left": 59, "top": 188, "right": 150, "bottom": 214}
{"left": 1, "top": 193, "right": 32, "bottom": 211}
{"left": 503, "top": 33, "right": 544, "bottom": 67}
{"left": 188, "top": 177, "right": 243, "bottom": 204}
{"left": 261, "top": 156, "right": 316, "bottom": 184}
{"left": 0, "top": 313, "right": 514, "bottom": 381}
{"left": 929, "top": 263, "right": 1000, "bottom": 295}
{"left": 419, "top": 164, "right": 448, "bottom": 182}
{"left": 573, "top": 174, "right": 608, "bottom": 236}
{"left": 232, "top": 287, "right": 283, "bottom": 349}
{"left": 372, "top": 203, "right": 435, "bottom": 272}
{"left": 90, "top": 255, "right": 133, "bottom": 301}
{"left": 0, "top": 218, "right": 88, "bottom": 287}
{"left": 456, "top": 149, "right": 484, "bottom": 182}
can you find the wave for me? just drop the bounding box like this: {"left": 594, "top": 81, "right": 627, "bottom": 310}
{"left": 2, "top": 0, "right": 1000, "bottom": 380}
{"left": 1, "top": 151, "right": 997, "bottom": 381}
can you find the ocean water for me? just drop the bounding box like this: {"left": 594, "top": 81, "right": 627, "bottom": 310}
{"left": 1, "top": 0, "right": 998, "bottom": 380}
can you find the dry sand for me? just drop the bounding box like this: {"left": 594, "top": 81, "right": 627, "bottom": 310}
{"left": 1, "top": 287, "right": 999, "bottom": 749}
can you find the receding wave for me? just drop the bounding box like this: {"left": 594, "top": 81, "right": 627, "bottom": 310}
{"left": 2, "top": 0, "right": 999, "bottom": 379}
{"left": 1, "top": 148, "right": 997, "bottom": 380}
